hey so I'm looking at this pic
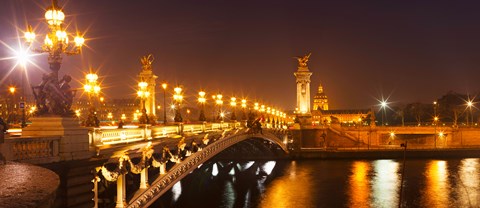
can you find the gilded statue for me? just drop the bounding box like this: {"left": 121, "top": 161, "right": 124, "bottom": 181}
{"left": 294, "top": 52, "right": 311, "bottom": 68}
{"left": 140, "top": 54, "right": 154, "bottom": 70}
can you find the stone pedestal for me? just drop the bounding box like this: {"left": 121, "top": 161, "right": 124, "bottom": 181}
{"left": 22, "top": 117, "right": 92, "bottom": 161}
{"left": 297, "top": 114, "right": 313, "bottom": 126}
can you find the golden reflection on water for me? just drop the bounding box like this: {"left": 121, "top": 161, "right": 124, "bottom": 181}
{"left": 457, "top": 158, "right": 480, "bottom": 207}
{"left": 348, "top": 161, "right": 371, "bottom": 208}
{"left": 422, "top": 160, "right": 450, "bottom": 208}
{"left": 371, "top": 160, "right": 399, "bottom": 207}
{"left": 259, "top": 161, "right": 313, "bottom": 208}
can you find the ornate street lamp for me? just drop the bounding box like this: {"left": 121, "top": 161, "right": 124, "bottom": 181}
{"left": 380, "top": 100, "right": 388, "bottom": 126}
{"left": 198, "top": 91, "right": 207, "bottom": 122}
{"left": 24, "top": 0, "right": 85, "bottom": 82}
{"left": 24, "top": 0, "right": 85, "bottom": 118}
{"left": 161, "top": 83, "right": 167, "bottom": 124}
{"left": 230, "top": 97, "right": 237, "bottom": 121}
{"left": 83, "top": 73, "right": 100, "bottom": 127}
{"left": 215, "top": 94, "right": 223, "bottom": 122}
{"left": 137, "top": 81, "right": 150, "bottom": 124}
{"left": 241, "top": 99, "right": 247, "bottom": 121}
{"left": 173, "top": 87, "right": 183, "bottom": 122}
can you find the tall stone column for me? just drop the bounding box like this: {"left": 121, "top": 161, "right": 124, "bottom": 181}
{"left": 138, "top": 54, "right": 158, "bottom": 116}
{"left": 294, "top": 53, "right": 313, "bottom": 115}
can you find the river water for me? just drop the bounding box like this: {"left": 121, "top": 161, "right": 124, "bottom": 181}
{"left": 156, "top": 158, "right": 480, "bottom": 208}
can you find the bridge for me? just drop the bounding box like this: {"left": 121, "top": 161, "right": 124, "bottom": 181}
{"left": 87, "top": 122, "right": 289, "bottom": 208}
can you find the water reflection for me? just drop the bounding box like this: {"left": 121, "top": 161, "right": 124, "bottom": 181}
{"left": 162, "top": 158, "right": 480, "bottom": 208}
{"left": 259, "top": 161, "right": 313, "bottom": 208}
{"left": 421, "top": 160, "right": 450, "bottom": 208}
{"left": 457, "top": 158, "right": 480, "bottom": 207}
{"left": 372, "top": 160, "right": 399, "bottom": 207}
{"left": 348, "top": 161, "right": 371, "bottom": 208}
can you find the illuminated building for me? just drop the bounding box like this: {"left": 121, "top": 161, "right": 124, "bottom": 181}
{"left": 313, "top": 84, "right": 328, "bottom": 111}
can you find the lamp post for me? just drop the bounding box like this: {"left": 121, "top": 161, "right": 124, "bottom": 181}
{"left": 23, "top": 0, "right": 85, "bottom": 82}
{"left": 161, "top": 83, "right": 167, "bottom": 124}
{"left": 380, "top": 101, "right": 387, "bottom": 126}
{"left": 198, "top": 91, "right": 206, "bottom": 122}
{"left": 467, "top": 100, "right": 474, "bottom": 127}
{"left": 137, "top": 81, "right": 150, "bottom": 124}
{"left": 173, "top": 87, "right": 183, "bottom": 122}
{"left": 83, "top": 73, "right": 100, "bottom": 127}
{"left": 8, "top": 87, "right": 16, "bottom": 124}
{"left": 241, "top": 99, "right": 247, "bottom": 122}
{"left": 230, "top": 97, "right": 237, "bottom": 121}
{"left": 215, "top": 94, "right": 223, "bottom": 122}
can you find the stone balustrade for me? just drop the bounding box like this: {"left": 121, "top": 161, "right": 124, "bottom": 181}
{"left": 0, "top": 136, "right": 60, "bottom": 164}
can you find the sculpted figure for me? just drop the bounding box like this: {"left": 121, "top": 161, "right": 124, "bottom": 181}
{"left": 294, "top": 52, "right": 312, "bottom": 67}
{"left": 140, "top": 54, "right": 154, "bottom": 70}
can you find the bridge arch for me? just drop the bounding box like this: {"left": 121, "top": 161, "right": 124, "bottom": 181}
{"left": 127, "top": 130, "right": 288, "bottom": 208}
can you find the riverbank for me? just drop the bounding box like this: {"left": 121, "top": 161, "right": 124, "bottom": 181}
{"left": 294, "top": 147, "right": 480, "bottom": 159}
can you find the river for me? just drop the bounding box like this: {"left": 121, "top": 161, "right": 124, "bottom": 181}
{"left": 154, "top": 158, "right": 480, "bottom": 207}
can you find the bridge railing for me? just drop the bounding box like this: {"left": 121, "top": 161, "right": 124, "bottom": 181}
{"left": 0, "top": 136, "right": 60, "bottom": 164}
{"left": 89, "top": 122, "right": 242, "bottom": 147}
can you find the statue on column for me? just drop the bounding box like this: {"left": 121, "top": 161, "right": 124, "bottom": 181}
{"left": 294, "top": 52, "right": 311, "bottom": 68}
{"left": 140, "top": 54, "right": 154, "bottom": 70}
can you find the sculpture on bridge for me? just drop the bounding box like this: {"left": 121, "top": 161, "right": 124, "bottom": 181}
{"left": 294, "top": 52, "right": 311, "bottom": 68}
{"left": 140, "top": 54, "right": 154, "bottom": 70}
{"left": 32, "top": 73, "right": 77, "bottom": 117}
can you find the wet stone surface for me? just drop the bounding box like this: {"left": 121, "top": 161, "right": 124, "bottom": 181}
{"left": 0, "top": 162, "right": 59, "bottom": 208}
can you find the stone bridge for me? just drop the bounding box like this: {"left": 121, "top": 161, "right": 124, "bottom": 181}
{"left": 90, "top": 125, "right": 289, "bottom": 208}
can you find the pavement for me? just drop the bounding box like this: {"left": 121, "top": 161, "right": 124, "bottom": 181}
{"left": 0, "top": 162, "right": 59, "bottom": 208}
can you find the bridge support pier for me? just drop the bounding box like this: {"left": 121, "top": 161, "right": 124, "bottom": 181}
{"left": 115, "top": 174, "right": 126, "bottom": 208}
{"left": 140, "top": 168, "right": 149, "bottom": 189}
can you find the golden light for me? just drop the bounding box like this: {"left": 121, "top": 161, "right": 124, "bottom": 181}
{"left": 8, "top": 87, "right": 15, "bottom": 94}
{"left": 174, "top": 87, "right": 182, "bottom": 94}
{"left": 389, "top": 132, "right": 395, "bottom": 138}
{"left": 187, "top": 109, "right": 191, "bottom": 114}
{"left": 198, "top": 91, "right": 207, "bottom": 103}
{"left": 241, "top": 99, "right": 247, "bottom": 108}
{"left": 74, "top": 36, "right": 85, "bottom": 47}
{"left": 157, "top": 105, "right": 161, "bottom": 110}
{"left": 170, "top": 104, "right": 175, "bottom": 109}
{"left": 24, "top": 25, "right": 36, "bottom": 43}
{"left": 254, "top": 102, "right": 259, "bottom": 110}
{"left": 161, "top": 83, "right": 167, "bottom": 89}
{"left": 230, "top": 97, "right": 236, "bottom": 107}
{"left": 75, "top": 109, "right": 81, "bottom": 117}
{"left": 121, "top": 114, "right": 126, "bottom": 120}
{"left": 467, "top": 101, "right": 473, "bottom": 107}
{"left": 216, "top": 94, "right": 223, "bottom": 100}
{"left": 83, "top": 84, "right": 92, "bottom": 92}
{"left": 434, "top": 116, "right": 439, "bottom": 122}
{"left": 99, "top": 97, "right": 105, "bottom": 102}
{"left": 438, "top": 132, "right": 444, "bottom": 137}
{"left": 138, "top": 82, "right": 148, "bottom": 89}
{"left": 86, "top": 73, "right": 98, "bottom": 82}
{"left": 220, "top": 112, "right": 225, "bottom": 118}
{"left": 45, "top": 3, "right": 65, "bottom": 26}
{"left": 107, "top": 112, "right": 113, "bottom": 119}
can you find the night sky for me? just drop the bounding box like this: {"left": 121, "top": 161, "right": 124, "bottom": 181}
{"left": 1, "top": 0, "right": 480, "bottom": 110}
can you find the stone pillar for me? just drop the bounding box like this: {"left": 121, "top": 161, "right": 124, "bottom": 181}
{"left": 294, "top": 66, "right": 312, "bottom": 115}
{"left": 116, "top": 174, "right": 126, "bottom": 208}
{"left": 140, "top": 168, "right": 149, "bottom": 189}
{"left": 138, "top": 56, "right": 158, "bottom": 116}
